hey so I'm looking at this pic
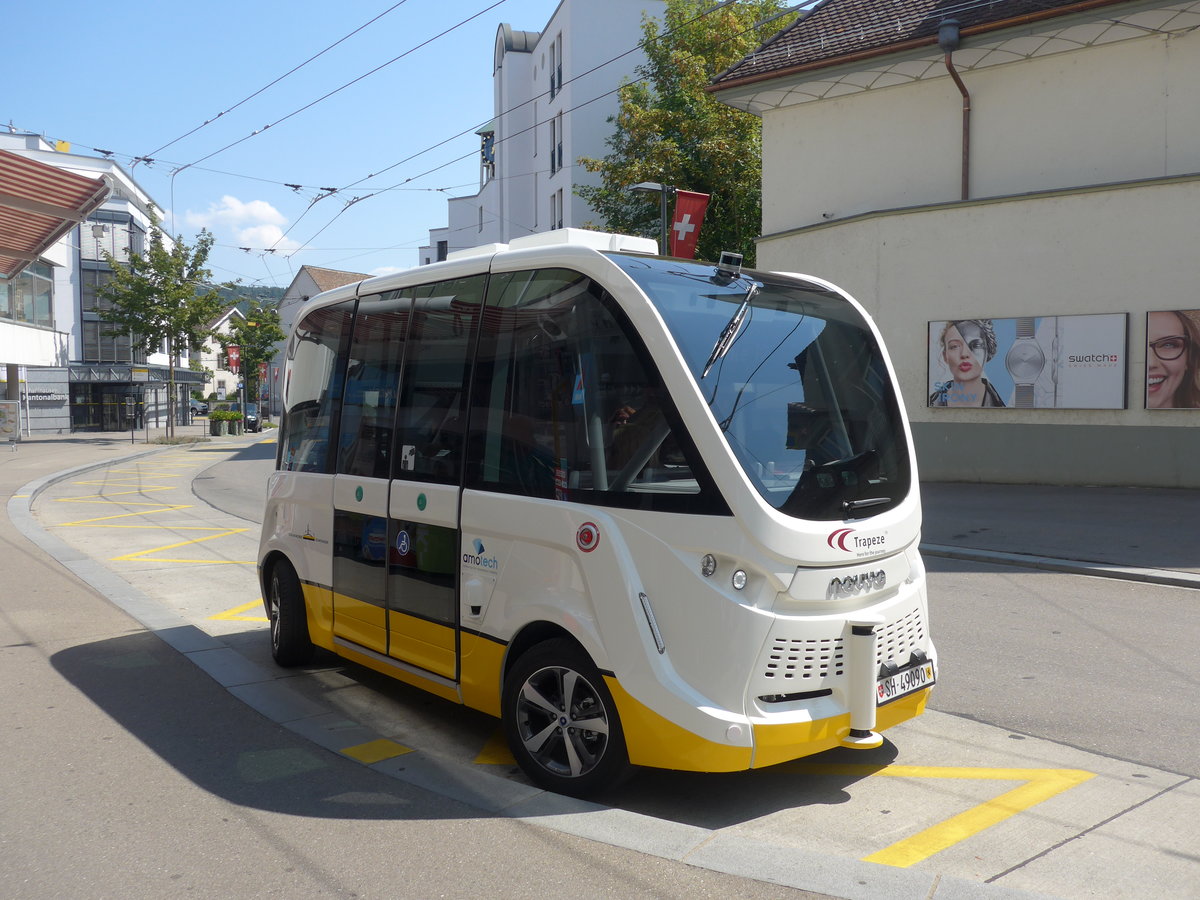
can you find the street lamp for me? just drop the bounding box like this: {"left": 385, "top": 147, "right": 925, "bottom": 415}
{"left": 629, "top": 182, "right": 676, "bottom": 254}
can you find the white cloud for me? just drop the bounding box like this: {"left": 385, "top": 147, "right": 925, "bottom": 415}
{"left": 185, "top": 195, "right": 300, "bottom": 252}
{"left": 370, "top": 266, "right": 405, "bottom": 277}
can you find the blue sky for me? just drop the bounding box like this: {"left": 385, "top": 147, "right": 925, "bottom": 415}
{"left": 6, "top": 0, "right": 581, "bottom": 289}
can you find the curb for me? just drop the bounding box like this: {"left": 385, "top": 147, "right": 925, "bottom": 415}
{"left": 920, "top": 544, "right": 1200, "bottom": 590}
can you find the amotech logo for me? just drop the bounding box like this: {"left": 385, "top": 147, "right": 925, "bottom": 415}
{"left": 462, "top": 538, "right": 499, "bottom": 571}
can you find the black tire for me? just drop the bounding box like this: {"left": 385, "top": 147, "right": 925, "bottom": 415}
{"left": 267, "top": 559, "right": 314, "bottom": 667}
{"left": 502, "top": 638, "right": 629, "bottom": 797}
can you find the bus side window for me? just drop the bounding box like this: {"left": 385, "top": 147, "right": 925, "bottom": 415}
{"left": 468, "top": 268, "right": 701, "bottom": 504}
{"left": 391, "top": 276, "right": 486, "bottom": 485}
{"left": 281, "top": 300, "right": 356, "bottom": 474}
{"left": 335, "top": 291, "right": 411, "bottom": 480}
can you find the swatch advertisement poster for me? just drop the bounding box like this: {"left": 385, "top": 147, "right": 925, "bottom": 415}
{"left": 927, "top": 314, "right": 1127, "bottom": 409}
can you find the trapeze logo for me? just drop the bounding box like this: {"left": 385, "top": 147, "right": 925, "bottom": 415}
{"left": 827, "top": 528, "right": 886, "bottom": 555}
{"left": 462, "top": 538, "right": 499, "bottom": 571}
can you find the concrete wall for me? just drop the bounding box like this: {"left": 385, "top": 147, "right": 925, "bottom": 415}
{"left": 757, "top": 177, "right": 1200, "bottom": 487}
{"left": 760, "top": 21, "right": 1200, "bottom": 235}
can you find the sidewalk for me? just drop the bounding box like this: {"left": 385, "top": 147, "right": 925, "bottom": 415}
{"left": 5, "top": 428, "right": 1197, "bottom": 587}
{"left": 920, "top": 481, "right": 1200, "bottom": 587}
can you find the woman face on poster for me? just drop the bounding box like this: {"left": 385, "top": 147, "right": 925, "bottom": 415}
{"left": 937, "top": 319, "right": 1000, "bottom": 407}
{"left": 1146, "top": 310, "right": 1200, "bottom": 409}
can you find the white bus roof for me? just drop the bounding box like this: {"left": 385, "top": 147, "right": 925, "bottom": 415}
{"left": 445, "top": 228, "right": 657, "bottom": 262}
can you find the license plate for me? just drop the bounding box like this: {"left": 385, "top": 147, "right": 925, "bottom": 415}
{"left": 877, "top": 662, "right": 935, "bottom": 706}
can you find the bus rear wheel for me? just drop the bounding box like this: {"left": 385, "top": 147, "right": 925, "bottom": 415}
{"left": 502, "top": 639, "right": 629, "bottom": 797}
{"left": 267, "top": 559, "right": 314, "bottom": 667}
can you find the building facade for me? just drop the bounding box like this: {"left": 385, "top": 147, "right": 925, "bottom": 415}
{"left": 1, "top": 132, "right": 202, "bottom": 434}
{"left": 712, "top": 0, "right": 1200, "bottom": 487}
{"left": 419, "top": 0, "right": 665, "bottom": 263}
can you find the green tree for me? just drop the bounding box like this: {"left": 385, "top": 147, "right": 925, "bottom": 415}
{"left": 578, "top": 0, "right": 796, "bottom": 266}
{"left": 217, "top": 301, "right": 285, "bottom": 412}
{"left": 98, "top": 218, "right": 225, "bottom": 437}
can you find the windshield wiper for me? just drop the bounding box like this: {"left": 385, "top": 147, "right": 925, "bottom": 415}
{"left": 843, "top": 496, "right": 891, "bottom": 513}
{"left": 702, "top": 283, "right": 758, "bottom": 379}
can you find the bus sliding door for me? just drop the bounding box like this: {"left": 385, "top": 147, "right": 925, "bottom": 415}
{"left": 384, "top": 277, "right": 485, "bottom": 682}
{"left": 330, "top": 291, "right": 411, "bottom": 656}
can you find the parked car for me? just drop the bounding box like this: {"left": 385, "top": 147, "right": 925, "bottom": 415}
{"left": 189, "top": 398, "right": 209, "bottom": 416}
{"left": 230, "top": 402, "right": 261, "bottom": 432}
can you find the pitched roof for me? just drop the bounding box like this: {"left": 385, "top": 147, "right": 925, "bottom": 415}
{"left": 710, "top": 0, "right": 1131, "bottom": 91}
{"left": 303, "top": 265, "right": 368, "bottom": 292}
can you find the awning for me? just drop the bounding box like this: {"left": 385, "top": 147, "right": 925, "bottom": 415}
{"left": 0, "top": 149, "right": 112, "bottom": 279}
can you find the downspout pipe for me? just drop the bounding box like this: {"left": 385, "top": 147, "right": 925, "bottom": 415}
{"left": 939, "top": 19, "right": 971, "bottom": 201}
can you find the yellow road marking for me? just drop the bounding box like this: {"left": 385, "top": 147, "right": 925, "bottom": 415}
{"left": 788, "top": 762, "right": 1095, "bottom": 868}
{"left": 111, "top": 527, "right": 251, "bottom": 562}
{"left": 474, "top": 727, "right": 516, "bottom": 765}
{"left": 342, "top": 739, "right": 413, "bottom": 764}
{"left": 57, "top": 508, "right": 194, "bottom": 526}
{"left": 209, "top": 600, "right": 268, "bottom": 622}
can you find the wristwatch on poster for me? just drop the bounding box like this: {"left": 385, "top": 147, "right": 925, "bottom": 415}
{"left": 1005, "top": 316, "right": 1045, "bottom": 408}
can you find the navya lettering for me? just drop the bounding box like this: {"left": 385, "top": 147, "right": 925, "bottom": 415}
{"left": 827, "top": 570, "right": 886, "bottom": 600}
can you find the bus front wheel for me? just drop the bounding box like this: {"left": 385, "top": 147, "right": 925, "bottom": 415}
{"left": 267, "top": 559, "right": 314, "bottom": 667}
{"left": 502, "top": 639, "right": 629, "bottom": 797}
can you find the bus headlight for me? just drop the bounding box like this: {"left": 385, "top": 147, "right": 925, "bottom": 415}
{"left": 701, "top": 554, "right": 717, "bottom": 577}
{"left": 731, "top": 569, "right": 748, "bottom": 591}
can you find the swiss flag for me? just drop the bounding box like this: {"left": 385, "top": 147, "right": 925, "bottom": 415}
{"left": 670, "top": 190, "right": 710, "bottom": 258}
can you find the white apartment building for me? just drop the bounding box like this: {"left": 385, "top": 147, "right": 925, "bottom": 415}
{"left": 1, "top": 132, "right": 202, "bottom": 434}
{"left": 420, "top": 0, "right": 665, "bottom": 263}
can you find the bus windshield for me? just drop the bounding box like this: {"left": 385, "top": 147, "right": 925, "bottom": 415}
{"left": 606, "top": 254, "right": 911, "bottom": 521}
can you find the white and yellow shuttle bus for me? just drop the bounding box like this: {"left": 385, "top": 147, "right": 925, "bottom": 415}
{"left": 258, "top": 229, "right": 935, "bottom": 796}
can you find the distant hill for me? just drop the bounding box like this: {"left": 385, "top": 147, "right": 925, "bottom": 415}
{"left": 213, "top": 284, "right": 285, "bottom": 307}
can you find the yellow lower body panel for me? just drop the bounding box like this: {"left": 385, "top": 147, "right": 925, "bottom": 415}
{"left": 460, "top": 632, "right": 505, "bottom": 717}
{"left": 605, "top": 678, "right": 753, "bottom": 772}
{"left": 606, "top": 680, "right": 932, "bottom": 774}
{"left": 301, "top": 582, "right": 335, "bottom": 651}
{"left": 752, "top": 688, "right": 932, "bottom": 769}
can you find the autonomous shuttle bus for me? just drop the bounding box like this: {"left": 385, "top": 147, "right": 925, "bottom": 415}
{"left": 258, "top": 229, "right": 935, "bottom": 796}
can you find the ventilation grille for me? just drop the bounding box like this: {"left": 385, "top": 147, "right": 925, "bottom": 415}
{"left": 759, "top": 607, "right": 927, "bottom": 684}
{"left": 877, "top": 607, "right": 926, "bottom": 667}
{"left": 763, "top": 637, "right": 845, "bottom": 682}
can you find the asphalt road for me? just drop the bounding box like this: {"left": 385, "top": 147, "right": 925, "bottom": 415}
{"left": 7, "top": 436, "right": 1198, "bottom": 898}
{"left": 1, "top": 439, "right": 828, "bottom": 899}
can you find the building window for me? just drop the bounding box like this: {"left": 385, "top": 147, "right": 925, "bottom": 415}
{"left": 81, "top": 319, "right": 140, "bottom": 364}
{"left": 549, "top": 36, "right": 559, "bottom": 98}
{"left": 436, "top": 240, "right": 448, "bottom": 262}
{"left": 555, "top": 110, "right": 564, "bottom": 173}
{"left": 80, "top": 267, "right": 115, "bottom": 312}
{"left": 82, "top": 213, "right": 141, "bottom": 263}
{"left": 550, "top": 189, "right": 564, "bottom": 230}
{"left": 0, "top": 262, "right": 54, "bottom": 328}
{"left": 549, "top": 116, "right": 558, "bottom": 174}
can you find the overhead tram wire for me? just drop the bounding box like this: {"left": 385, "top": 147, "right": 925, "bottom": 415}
{"left": 284, "top": 0, "right": 1089, "bottom": 255}
{"left": 169, "top": 1, "right": 508, "bottom": 178}
{"left": 140, "top": 0, "right": 414, "bottom": 162}
{"left": 275, "top": 0, "right": 813, "bottom": 255}
{"left": 265, "top": 0, "right": 767, "bottom": 254}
